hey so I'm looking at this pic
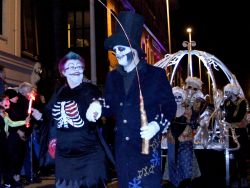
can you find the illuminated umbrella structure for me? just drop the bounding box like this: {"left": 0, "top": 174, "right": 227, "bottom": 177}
{"left": 154, "top": 49, "right": 245, "bottom": 100}
{"left": 154, "top": 45, "right": 245, "bottom": 187}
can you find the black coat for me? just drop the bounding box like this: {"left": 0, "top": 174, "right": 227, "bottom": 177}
{"left": 50, "top": 82, "right": 113, "bottom": 187}
{"left": 103, "top": 61, "right": 176, "bottom": 188}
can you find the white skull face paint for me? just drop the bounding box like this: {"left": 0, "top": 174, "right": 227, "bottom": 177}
{"left": 62, "top": 59, "right": 84, "bottom": 88}
{"left": 224, "top": 91, "right": 234, "bottom": 98}
{"left": 113, "top": 45, "right": 133, "bottom": 67}
{"left": 224, "top": 91, "right": 237, "bottom": 102}
{"left": 174, "top": 92, "right": 184, "bottom": 105}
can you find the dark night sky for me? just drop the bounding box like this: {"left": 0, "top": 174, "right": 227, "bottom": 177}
{"left": 168, "top": 0, "right": 250, "bottom": 99}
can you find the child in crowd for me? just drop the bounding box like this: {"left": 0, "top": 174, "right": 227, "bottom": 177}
{"left": 0, "top": 96, "right": 30, "bottom": 136}
{"left": 0, "top": 95, "right": 30, "bottom": 187}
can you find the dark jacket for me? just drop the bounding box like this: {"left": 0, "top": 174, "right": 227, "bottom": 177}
{"left": 103, "top": 60, "right": 176, "bottom": 188}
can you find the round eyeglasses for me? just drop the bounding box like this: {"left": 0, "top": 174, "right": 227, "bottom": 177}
{"left": 64, "top": 65, "right": 84, "bottom": 71}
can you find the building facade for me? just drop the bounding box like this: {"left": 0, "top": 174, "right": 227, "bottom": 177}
{"left": 0, "top": 0, "right": 169, "bottom": 97}
{"left": 0, "top": 0, "right": 35, "bottom": 87}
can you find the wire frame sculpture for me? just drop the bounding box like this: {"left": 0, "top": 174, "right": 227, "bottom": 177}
{"left": 154, "top": 49, "right": 245, "bottom": 151}
{"left": 154, "top": 49, "right": 245, "bottom": 186}
{"left": 154, "top": 49, "right": 245, "bottom": 100}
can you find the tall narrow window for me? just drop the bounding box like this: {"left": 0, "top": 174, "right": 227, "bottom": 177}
{"left": 21, "top": 0, "right": 39, "bottom": 60}
{"left": 68, "top": 10, "right": 90, "bottom": 48}
{"left": 0, "top": 0, "right": 2, "bottom": 35}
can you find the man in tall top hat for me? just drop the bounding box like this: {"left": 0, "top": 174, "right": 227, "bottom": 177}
{"left": 86, "top": 11, "right": 176, "bottom": 187}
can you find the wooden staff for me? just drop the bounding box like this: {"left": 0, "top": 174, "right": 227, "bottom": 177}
{"left": 140, "top": 91, "right": 149, "bottom": 155}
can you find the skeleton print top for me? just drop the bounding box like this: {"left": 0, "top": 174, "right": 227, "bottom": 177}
{"left": 51, "top": 82, "right": 109, "bottom": 186}
{"left": 52, "top": 82, "right": 102, "bottom": 157}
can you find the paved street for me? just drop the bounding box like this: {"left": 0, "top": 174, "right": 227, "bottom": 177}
{"left": 23, "top": 159, "right": 250, "bottom": 188}
{"left": 24, "top": 136, "right": 250, "bottom": 188}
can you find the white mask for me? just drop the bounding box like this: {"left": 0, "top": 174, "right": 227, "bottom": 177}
{"left": 174, "top": 92, "right": 184, "bottom": 105}
{"left": 62, "top": 59, "right": 84, "bottom": 88}
{"left": 113, "top": 45, "right": 137, "bottom": 72}
{"left": 224, "top": 91, "right": 237, "bottom": 102}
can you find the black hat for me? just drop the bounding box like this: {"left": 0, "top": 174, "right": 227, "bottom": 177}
{"left": 5, "top": 88, "right": 18, "bottom": 99}
{"left": 104, "top": 11, "right": 145, "bottom": 58}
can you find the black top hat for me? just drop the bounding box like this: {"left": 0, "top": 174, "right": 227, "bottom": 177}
{"left": 104, "top": 11, "right": 145, "bottom": 58}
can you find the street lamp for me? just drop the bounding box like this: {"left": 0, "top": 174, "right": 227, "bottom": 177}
{"left": 166, "top": 0, "right": 171, "bottom": 54}
{"left": 187, "top": 27, "right": 192, "bottom": 45}
{"left": 185, "top": 27, "right": 196, "bottom": 50}
{"left": 182, "top": 27, "right": 196, "bottom": 77}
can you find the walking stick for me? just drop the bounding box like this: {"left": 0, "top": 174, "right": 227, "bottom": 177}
{"left": 140, "top": 91, "right": 149, "bottom": 155}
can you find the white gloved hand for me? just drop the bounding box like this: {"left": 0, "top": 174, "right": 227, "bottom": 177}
{"left": 86, "top": 101, "right": 102, "bottom": 122}
{"left": 140, "top": 121, "right": 160, "bottom": 140}
{"left": 31, "top": 108, "right": 43, "bottom": 121}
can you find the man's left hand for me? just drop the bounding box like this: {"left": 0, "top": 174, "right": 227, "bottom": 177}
{"left": 140, "top": 121, "right": 160, "bottom": 140}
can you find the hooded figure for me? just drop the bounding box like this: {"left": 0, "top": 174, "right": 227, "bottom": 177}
{"left": 31, "top": 62, "right": 42, "bottom": 88}
{"left": 221, "top": 83, "right": 249, "bottom": 187}
{"left": 86, "top": 11, "right": 177, "bottom": 188}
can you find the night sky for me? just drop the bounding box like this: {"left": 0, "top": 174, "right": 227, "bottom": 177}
{"left": 168, "top": 0, "right": 250, "bottom": 99}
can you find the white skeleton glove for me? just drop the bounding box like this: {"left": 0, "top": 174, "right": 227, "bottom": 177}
{"left": 140, "top": 121, "right": 160, "bottom": 140}
{"left": 31, "top": 108, "right": 43, "bottom": 121}
{"left": 86, "top": 101, "right": 102, "bottom": 122}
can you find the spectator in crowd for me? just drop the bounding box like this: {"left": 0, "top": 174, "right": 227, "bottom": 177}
{"left": 0, "top": 94, "right": 30, "bottom": 188}
{"left": 4, "top": 85, "right": 40, "bottom": 186}
{"left": 0, "top": 95, "right": 30, "bottom": 136}
{"left": 17, "top": 82, "right": 44, "bottom": 184}
{"left": 4, "top": 87, "right": 28, "bottom": 187}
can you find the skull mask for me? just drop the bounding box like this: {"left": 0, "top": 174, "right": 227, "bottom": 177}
{"left": 113, "top": 45, "right": 134, "bottom": 71}
{"left": 174, "top": 92, "right": 184, "bottom": 105}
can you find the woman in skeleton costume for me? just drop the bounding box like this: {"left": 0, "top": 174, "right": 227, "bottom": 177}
{"left": 49, "top": 52, "right": 112, "bottom": 188}
{"left": 166, "top": 86, "right": 201, "bottom": 188}
{"left": 184, "top": 77, "right": 208, "bottom": 131}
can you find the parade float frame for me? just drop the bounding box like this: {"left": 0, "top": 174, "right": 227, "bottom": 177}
{"left": 154, "top": 47, "right": 246, "bottom": 187}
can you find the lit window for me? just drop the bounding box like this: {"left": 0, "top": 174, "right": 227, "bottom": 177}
{"left": 68, "top": 10, "right": 90, "bottom": 48}
{"left": 0, "top": 0, "right": 2, "bottom": 35}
